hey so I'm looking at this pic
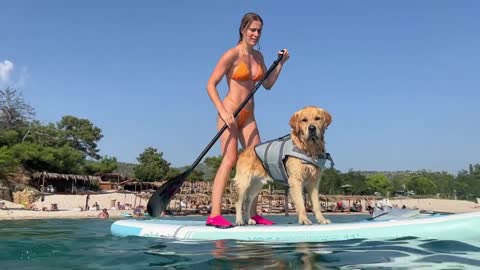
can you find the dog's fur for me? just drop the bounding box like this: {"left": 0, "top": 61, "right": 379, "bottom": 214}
{"left": 233, "top": 106, "right": 332, "bottom": 225}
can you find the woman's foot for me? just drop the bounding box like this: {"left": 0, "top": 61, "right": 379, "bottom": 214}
{"left": 251, "top": 214, "right": 275, "bottom": 225}
{"left": 206, "top": 215, "right": 234, "bottom": 229}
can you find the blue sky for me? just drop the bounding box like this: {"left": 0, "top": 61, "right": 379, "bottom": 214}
{"left": 2, "top": 1, "right": 479, "bottom": 174}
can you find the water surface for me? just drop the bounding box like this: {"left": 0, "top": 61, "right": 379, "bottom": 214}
{"left": 2, "top": 214, "right": 480, "bottom": 269}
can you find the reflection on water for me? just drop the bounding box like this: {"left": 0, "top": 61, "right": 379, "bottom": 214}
{"left": 1, "top": 216, "right": 480, "bottom": 269}
{"left": 145, "top": 237, "right": 480, "bottom": 269}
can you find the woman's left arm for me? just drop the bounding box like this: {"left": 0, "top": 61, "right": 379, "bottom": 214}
{"left": 261, "top": 49, "right": 290, "bottom": 90}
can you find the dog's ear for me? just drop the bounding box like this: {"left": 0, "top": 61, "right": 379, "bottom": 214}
{"left": 289, "top": 111, "right": 301, "bottom": 134}
{"left": 320, "top": 109, "right": 332, "bottom": 128}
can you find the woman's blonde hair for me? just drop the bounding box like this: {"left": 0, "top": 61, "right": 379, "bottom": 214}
{"left": 238, "top": 12, "right": 263, "bottom": 44}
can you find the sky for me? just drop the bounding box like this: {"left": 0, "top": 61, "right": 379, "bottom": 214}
{"left": 1, "top": 1, "right": 479, "bottom": 174}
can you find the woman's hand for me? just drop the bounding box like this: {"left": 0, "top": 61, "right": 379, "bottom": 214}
{"left": 279, "top": 49, "right": 290, "bottom": 64}
{"left": 218, "top": 107, "right": 236, "bottom": 128}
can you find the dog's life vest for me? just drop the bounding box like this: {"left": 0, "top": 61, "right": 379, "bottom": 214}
{"left": 254, "top": 134, "right": 334, "bottom": 184}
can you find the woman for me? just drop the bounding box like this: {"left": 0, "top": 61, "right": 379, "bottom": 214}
{"left": 206, "top": 12, "right": 290, "bottom": 228}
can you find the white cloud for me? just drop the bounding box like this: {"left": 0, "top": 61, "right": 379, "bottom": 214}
{"left": 0, "top": 60, "right": 14, "bottom": 86}
{"left": 0, "top": 60, "right": 29, "bottom": 88}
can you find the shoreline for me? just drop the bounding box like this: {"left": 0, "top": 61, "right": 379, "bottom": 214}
{"left": 2, "top": 193, "right": 480, "bottom": 220}
{"left": 0, "top": 208, "right": 368, "bottom": 221}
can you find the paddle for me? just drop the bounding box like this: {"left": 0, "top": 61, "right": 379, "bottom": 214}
{"left": 147, "top": 51, "right": 285, "bottom": 217}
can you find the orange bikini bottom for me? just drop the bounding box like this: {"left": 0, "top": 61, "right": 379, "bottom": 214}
{"left": 223, "top": 98, "right": 253, "bottom": 129}
{"left": 236, "top": 108, "right": 252, "bottom": 128}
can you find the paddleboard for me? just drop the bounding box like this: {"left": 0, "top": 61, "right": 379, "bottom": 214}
{"left": 111, "top": 211, "right": 480, "bottom": 243}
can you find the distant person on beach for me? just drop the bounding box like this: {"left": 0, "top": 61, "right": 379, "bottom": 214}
{"left": 205, "top": 12, "right": 289, "bottom": 228}
{"left": 92, "top": 202, "right": 99, "bottom": 210}
{"left": 85, "top": 194, "right": 90, "bottom": 211}
{"left": 98, "top": 208, "right": 109, "bottom": 219}
{"left": 336, "top": 201, "right": 344, "bottom": 212}
{"left": 133, "top": 207, "right": 144, "bottom": 217}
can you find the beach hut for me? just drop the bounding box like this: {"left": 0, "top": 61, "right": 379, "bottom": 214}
{"left": 31, "top": 172, "right": 102, "bottom": 193}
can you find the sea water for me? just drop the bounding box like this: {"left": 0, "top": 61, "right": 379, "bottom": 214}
{"left": 1, "top": 214, "right": 480, "bottom": 269}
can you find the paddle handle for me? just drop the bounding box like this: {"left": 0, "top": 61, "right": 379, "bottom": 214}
{"left": 189, "top": 51, "right": 285, "bottom": 170}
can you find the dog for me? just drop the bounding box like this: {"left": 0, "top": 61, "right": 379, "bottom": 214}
{"left": 233, "top": 106, "right": 332, "bottom": 225}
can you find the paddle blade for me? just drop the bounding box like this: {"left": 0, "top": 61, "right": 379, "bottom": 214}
{"left": 147, "top": 171, "right": 189, "bottom": 217}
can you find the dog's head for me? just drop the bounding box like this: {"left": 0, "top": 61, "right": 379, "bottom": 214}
{"left": 289, "top": 106, "right": 332, "bottom": 154}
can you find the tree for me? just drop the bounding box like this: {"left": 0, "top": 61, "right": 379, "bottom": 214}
{"left": 456, "top": 164, "right": 480, "bottom": 199}
{"left": 390, "top": 173, "right": 410, "bottom": 194}
{"left": 187, "top": 168, "right": 204, "bottom": 181}
{"left": 319, "top": 168, "right": 342, "bottom": 195}
{"left": 57, "top": 115, "right": 103, "bottom": 159}
{"left": 0, "top": 129, "right": 21, "bottom": 147}
{"left": 165, "top": 167, "right": 181, "bottom": 179}
{"left": 8, "top": 143, "right": 85, "bottom": 174}
{"left": 85, "top": 156, "right": 118, "bottom": 174}
{"left": 0, "top": 87, "right": 35, "bottom": 130}
{"left": 0, "top": 146, "right": 18, "bottom": 178}
{"left": 204, "top": 156, "right": 222, "bottom": 173}
{"left": 25, "top": 121, "right": 63, "bottom": 147}
{"left": 366, "top": 173, "right": 393, "bottom": 197}
{"left": 134, "top": 147, "right": 170, "bottom": 182}
{"left": 406, "top": 176, "right": 437, "bottom": 195}
{"left": 341, "top": 171, "right": 369, "bottom": 195}
{"left": 419, "top": 171, "right": 454, "bottom": 198}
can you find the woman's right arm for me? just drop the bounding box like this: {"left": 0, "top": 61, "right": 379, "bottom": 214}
{"left": 206, "top": 49, "right": 236, "bottom": 128}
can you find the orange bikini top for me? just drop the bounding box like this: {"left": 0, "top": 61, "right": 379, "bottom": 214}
{"left": 231, "top": 60, "right": 265, "bottom": 82}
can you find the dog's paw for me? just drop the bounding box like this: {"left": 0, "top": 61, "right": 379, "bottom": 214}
{"left": 317, "top": 218, "right": 331, "bottom": 225}
{"left": 247, "top": 218, "right": 257, "bottom": 225}
{"left": 235, "top": 219, "right": 246, "bottom": 226}
{"left": 298, "top": 216, "right": 313, "bottom": 225}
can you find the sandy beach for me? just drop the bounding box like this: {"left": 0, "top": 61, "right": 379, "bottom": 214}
{"left": 0, "top": 192, "right": 147, "bottom": 220}
{"left": 1, "top": 193, "right": 480, "bottom": 220}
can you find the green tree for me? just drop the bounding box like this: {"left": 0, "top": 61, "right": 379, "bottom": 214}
{"left": 0, "top": 146, "right": 18, "bottom": 178}
{"left": 134, "top": 147, "right": 170, "bottom": 182}
{"left": 341, "top": 171, "right": 369, "bottom": 195}
{"left": 456, "top": 164, "right": 480, "bottom": 199}
{"left": 50, "top": 145, "right": 86, "bottom": 174}
{"left": 8, "top": 143, "right": 84, "bottom": 174}
{"left": 204, "top": 156, "right": 222, "bottom": 172}
{"left": 26, "top": 121, "right": 63, "bottom": 147}
{"left": 85, "top": 156, "right": 118, "bottom": 174}
{"left": 0, "top": 87, "right": 35, "bottom": 130}
{"left": 420, "top": 171, "right": 454, "bottom": 198}
{"left": 366, "top": 173, "right": 392, "bottom": 197}
{"left": 165, "top": 167, "right": 181, "bottom": 179}
{"left": 57, "top": 115, "right": 103, "bottom": 159}
{"left": 406, "top": 176, "right": 437, "bottom": 195}
{"left": 390, "top": 173, "right": 410, "bottom": 194}
{"left": 320, "top": 168, "right": 343, "bottom": 195}
{"left": 187, "top": 168, "right": 204, "bottom": 181}
{"left": 0, "top": 129, "right": 21, "bottom": 146}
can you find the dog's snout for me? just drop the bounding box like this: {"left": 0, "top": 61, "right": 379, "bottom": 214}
{"left": 308, "top": 125, "right": 316, "bottom": 132}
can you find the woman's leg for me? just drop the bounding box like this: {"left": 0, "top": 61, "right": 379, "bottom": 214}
{"left": 210, "top": 118, "right": 240, "bottom": 217}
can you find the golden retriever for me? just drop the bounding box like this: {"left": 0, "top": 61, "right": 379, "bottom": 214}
{"left": 233, "top": 106, "right": 332, "bottom": 225}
